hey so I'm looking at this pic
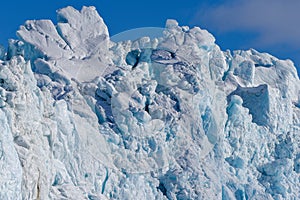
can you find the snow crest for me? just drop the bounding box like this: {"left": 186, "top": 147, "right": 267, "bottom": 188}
{"left": 0, "top": 6, "right": 299, "bottom": 200}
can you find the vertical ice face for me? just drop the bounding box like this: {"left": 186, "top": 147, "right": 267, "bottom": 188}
{"left": 0, "top": 109, "right": 22, "bottom": 199}
{"left": 0, "top": 6, "right": 299, "bottom": 200}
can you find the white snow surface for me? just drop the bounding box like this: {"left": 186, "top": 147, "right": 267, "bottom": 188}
{"left": 0, "top": 6, "right": 299, "bottom": 200}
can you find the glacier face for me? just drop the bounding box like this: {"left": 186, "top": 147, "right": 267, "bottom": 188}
{"left": 0, "top": 6, "right": 299, "bottom": 200}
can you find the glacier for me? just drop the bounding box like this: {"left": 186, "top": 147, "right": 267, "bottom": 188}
{"left": 0, "top": 6, "right": 299, "bottom": 200}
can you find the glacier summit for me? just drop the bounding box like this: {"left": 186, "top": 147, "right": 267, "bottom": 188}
{"left": 0, "top": 6, "right": 299, "bottom": 200}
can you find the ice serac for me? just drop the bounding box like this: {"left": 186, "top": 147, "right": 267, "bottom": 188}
{"left": 16, "top": 6, "right": 112, "bottom": 82}
{"left": 0, "top": 6, "right": 299, "bottom": 200}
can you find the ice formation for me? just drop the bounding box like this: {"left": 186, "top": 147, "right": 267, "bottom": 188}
{"left": 0, "top": 6, "right": 299, "bottom": 200}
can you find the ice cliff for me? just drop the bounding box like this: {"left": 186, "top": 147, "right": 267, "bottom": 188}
{"left": 0, "top": 6, "right": 299, "bottom": 200}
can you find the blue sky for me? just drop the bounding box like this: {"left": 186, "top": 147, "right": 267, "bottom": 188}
{"left": 1, "top": 0, "right": 299, "bottom": 75}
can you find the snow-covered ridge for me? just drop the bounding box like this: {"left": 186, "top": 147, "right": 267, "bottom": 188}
{"left": 0, "top": 6, "right": 299, "bottom": 199}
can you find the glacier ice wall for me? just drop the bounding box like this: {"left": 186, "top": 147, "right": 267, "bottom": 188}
{"left": 0, "top": 6, "right": 299, "bottom": 200}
